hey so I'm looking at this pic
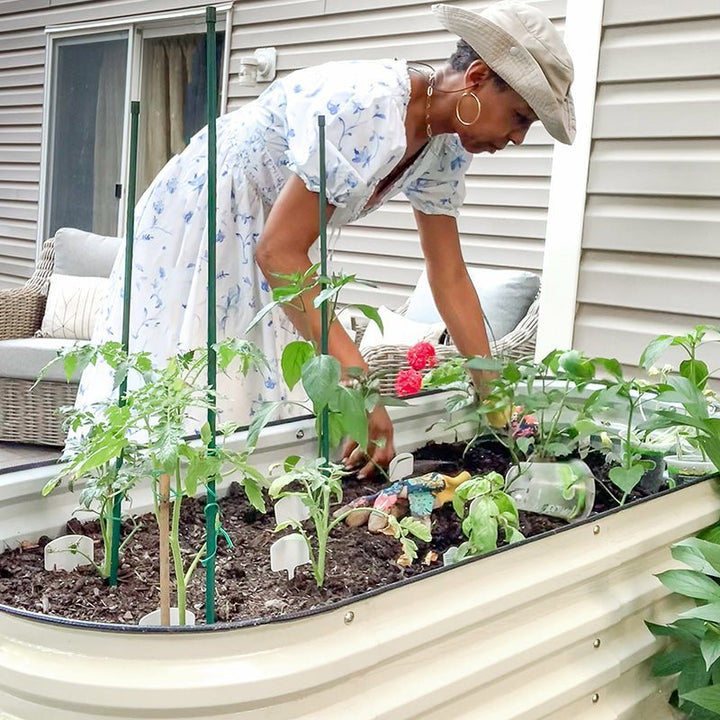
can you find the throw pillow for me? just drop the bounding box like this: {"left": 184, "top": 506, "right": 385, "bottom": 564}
{"left": 405, "top": 268, "right": 540, "bottom": 342}
{"left": 53, "top": 227, "right": 122, "bottom": 278}
{"left": 359, "top": 306, "right": 445, "bottom": 353}
{"left": 39, "top": 274, "right": 108, "bottom": 340}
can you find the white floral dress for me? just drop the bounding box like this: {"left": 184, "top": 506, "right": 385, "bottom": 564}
{"left": 77, "top": 59, "right": 472, "bottom": 429}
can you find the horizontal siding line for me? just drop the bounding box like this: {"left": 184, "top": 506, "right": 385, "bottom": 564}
{"left": 587, "top": 190, "right": 720, "bottom": 202}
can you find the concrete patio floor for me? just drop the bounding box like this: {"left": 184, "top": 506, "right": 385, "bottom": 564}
{"left": 0, "top": 442, "right": 60, "bottom": 472}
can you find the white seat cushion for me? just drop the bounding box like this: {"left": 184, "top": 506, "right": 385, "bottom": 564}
{"left": 359, "top": 305, "right": 445, "bottom": 352}
{"left": 405, "top": 268, "right": 540, "bottom": 342}
{"left": 0, "top": 337, "right": 82, "bottom": 382}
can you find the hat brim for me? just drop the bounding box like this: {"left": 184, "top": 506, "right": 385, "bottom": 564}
{"left": 433, "top": 3, "right": 575, "bottom": 144}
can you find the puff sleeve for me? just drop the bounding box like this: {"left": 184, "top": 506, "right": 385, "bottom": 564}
{"left": 281, "top": 61, "right": 409, "bottom": 211}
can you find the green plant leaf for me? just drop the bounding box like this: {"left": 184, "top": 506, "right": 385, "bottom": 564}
{"left": 243, "top": 475, "right": 266, "bottom": 513}
{"left": 653, "top": 648, "right": 700, "bottom": 677}
{"left": 640, "top": 335, "right": 674, "bottom": 370}
{"left": 246, "top": 401, "right": 284, "bottom": 450}
{"left": 678, "top": 656, "right": 712, "bottom": 710}
{"left": 302, "top": 355, "right": 341, "bottom": 410}
{"left": 681, "top": 686, "right": 720, "bottom": 714}
{"left": 609, "top": 465, "right": 645, "bottom": 495}
{"left": 673, "top": 538, "right": 720, "bottom": 578}
{"left": 245, "top": 299, "right": 280, "bottom": 333}
{"left": 657, "top": 569, "right": 720, "bottom": 603}
{"left": 646, "top": 619, "right": 706, "bottom": 643}
{"left": 336, "top": 386, "right": 368, "bottom": 449}
{"left": 558, "top": 349, "right": 595, "bottom": 381}
{"left": 701, "top": 632, "right": 720, "bottom": 671}
{"left": 699, "top": 524, "right": 720, "bottom": 545}
{"left": 681, "top": 359, "right": 710, "bottom": 390}
{"left": 281, "top": 341, "right": 316, "bottom": 390}
{"left": 400, "top": 516, "right": 432, "bottom": 542}
{"left": 41, "top": 476, "right": 61, "bottom": 497}
{"left": 680, "top": 605, "right": 720, "bottom": 624}
{"left": 592, "top": 356, "right": 624, "bottom": 380}
{"left": 352, "top": 304, "right": 383, "bottom": 334}
{"left": 465, "top": 356, "right": 504, "bottom": 372}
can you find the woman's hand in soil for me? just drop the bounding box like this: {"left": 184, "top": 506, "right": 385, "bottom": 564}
{"left": 335, "top": 470, "right": 471, "bottom": 533}
{"left": 341, "top": 405, "right": 395, "bottom": 479}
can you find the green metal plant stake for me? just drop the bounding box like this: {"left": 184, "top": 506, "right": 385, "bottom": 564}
{"left": 109, "top": 100, "right": 140, "bottom": 586}
{"left": 204, "top": 5, "right": 219, "bottom": 624}
{"left": 318, "top": 115, "right": 330, "bottom": 463}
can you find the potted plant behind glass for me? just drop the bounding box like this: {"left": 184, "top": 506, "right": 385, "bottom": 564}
{"left": 640, "top": 326, "right": 720, "bottom": 484}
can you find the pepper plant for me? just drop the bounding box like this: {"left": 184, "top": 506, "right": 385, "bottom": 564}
{"left": 268, "top": 457, "right": 430, "bottom": 586}
{"left": 247, "top": 264, "right": 402, "bottom": 462}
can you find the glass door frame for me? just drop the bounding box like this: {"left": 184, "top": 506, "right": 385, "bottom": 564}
{"left": 38, "top": 4, "right": 233, "bottom": 260}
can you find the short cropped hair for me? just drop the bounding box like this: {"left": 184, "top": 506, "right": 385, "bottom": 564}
{"left": 449, "top": 39, "right": 509, "bottom": 90}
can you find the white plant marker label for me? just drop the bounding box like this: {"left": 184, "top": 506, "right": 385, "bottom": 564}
{"left": 270, "top": 533, "right": 310, "bottom": 580}
{"left": 44, "top": 534, "right": 94, "bottom": 572}
{"left": 274, "top": 495, "right": 310, "bottom": 525}
{"left": 443, "top": 546, "right": 460, "bottom": 567}
{"left": 138, "top": 608, "right": 196, "bottom": 626}
{"left": 389, "top": 452, "right": 414, "bottom": 481}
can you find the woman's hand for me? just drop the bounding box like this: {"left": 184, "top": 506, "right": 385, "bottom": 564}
{"left": 341, "top": 404, "right": 396, "bottom": 479}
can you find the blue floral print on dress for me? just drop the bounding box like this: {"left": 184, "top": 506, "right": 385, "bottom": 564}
{"left": 77, "top": 58, "right": 471, "bottom": 430}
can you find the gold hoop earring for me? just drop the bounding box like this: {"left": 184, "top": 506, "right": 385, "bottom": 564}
{"left": 455, "top": 91, "right": 482, "bottom": 126}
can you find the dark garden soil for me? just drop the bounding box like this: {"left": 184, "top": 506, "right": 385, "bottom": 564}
{"left": 0, "top": 440, "right": 657, "bottom": 626}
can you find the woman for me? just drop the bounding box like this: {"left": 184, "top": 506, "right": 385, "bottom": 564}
{"left": 78, "top": 1, "right": 575, "bottom": 478}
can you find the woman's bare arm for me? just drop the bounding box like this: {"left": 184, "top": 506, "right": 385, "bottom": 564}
{"left": 256, "top": 174, "right": 395, "bottom": 475}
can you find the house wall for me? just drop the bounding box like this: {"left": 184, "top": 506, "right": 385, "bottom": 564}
{"left": 0, "top": 0, "right": 216, "bottom": 290}
{"left": 228, "top": 0, "right": 566, "bottom": 309}
{"left": 0, "top": 0, "right": 566, "bottom": 306}
{"left": 572, "top": 1, "right": 720, "bottom": 366}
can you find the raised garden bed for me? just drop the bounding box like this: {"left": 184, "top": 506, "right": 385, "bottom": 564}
{"left": 0, "top": 395, "right": 713, "bottom": 719}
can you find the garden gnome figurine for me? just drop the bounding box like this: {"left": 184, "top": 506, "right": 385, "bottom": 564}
{"left": 336, "top": 471, "right": 471, "bottom": 533}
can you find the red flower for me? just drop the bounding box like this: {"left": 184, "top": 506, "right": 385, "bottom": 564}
{"left": 407, "top": 341, "right": 437, "bottom": 371}
{"left": 395, "top": 368, "right": 423, "bottom": 397}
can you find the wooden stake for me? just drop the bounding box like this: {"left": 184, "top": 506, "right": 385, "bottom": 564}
{"left": 158, "top": 472, "right": 171, "bottom": 626}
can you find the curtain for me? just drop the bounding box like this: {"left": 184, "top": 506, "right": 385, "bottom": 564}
{"left": 137, "top": 37, "right": 198, "bottom": 197}
{"left": 93, "top": 41, "right": 127, "bottom": 236}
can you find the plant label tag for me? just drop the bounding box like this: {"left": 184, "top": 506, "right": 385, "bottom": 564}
{"left": 43, "top": 534, "right": 94, "bottom": 572}
{"left": 389, "top": 452, "right": 414, "bottom": 481}
{"left": 270, "top": 533, "right": 310, "bottom": 580}
{"left": 138, "top": 608, "right": 196, "bottom": 626}
{"left": 274, "top": 495, "right": 310, "bottom": 525}
{"left": 443, "top": 546, "right": 460, "bottom": 566}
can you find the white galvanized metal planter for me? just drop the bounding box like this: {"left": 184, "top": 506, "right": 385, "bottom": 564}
{"left": 0, "top": 395, "right": 715, "bottom": 719}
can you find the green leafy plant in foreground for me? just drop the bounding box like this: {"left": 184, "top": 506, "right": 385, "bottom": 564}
{"left": 42, "top": 340, "right": 268, "bottom": 622}
{"left": 268, "top": 458, "right": 430, "bottom": 586}
{"left": 447, "top": 472, "right": 524, "bottom": 563}
{"left": 647, "top": 526, "right": 720, "bottom": 719}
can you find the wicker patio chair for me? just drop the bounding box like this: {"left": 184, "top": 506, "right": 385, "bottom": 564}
{"left": 0, "top": 237, "right": 77, "bottom": 446}
{"left": 355, "top": 290, "right": 540, "bottom": 396}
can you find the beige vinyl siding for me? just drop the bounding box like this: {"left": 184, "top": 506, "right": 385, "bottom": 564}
{"left": 229, "top": 0, "right": 565, "bottom": 309}
{"left": 0, "top": 0, "right": 217, "bottom": 290}
{"left": 573, "top": 1, "right": 720, "bottom": 366}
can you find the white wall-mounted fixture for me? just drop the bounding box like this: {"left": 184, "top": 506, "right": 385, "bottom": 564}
{"left": 237, "top": 47, "right": 277, "bottom": 86}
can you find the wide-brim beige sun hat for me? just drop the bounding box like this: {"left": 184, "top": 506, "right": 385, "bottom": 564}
{"left": 432, "top": 1, "right": 576, "bottom": 144}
